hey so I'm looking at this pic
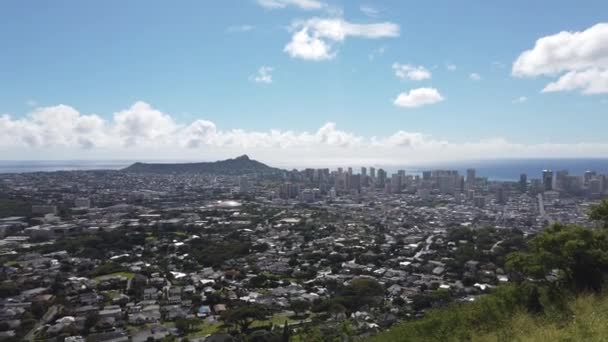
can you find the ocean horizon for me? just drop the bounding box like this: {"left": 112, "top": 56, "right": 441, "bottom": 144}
{"left": 2, "top": 158, "right": 608, "bottom": 182}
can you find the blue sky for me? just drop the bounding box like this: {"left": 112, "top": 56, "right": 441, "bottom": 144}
{"left": 0, "top": 0, "right": 607, "bottom": 166}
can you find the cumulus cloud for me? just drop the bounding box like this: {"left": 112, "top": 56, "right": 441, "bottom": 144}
{"left": 284, "top": 17, "right": 399, "bottom": 60}
{"left": 469, "top": 73, "right": 481, "bottom": 81}
{"left": 392, "top": 63, "right": 432, "bottom": 81}
{"left": 249, "top": 66, "right": 274, "bottom": 84}
{"left": 284, "top": 28, "right": 335, "bottom": 60}
{"left": 542, "top": 68, "right": 608, "bottom": 94}
{"left": 257, "top": 0, "right": 326, "bottom": 10}
{"left": 394, "top": 88, "right": 444, "bottom": 108}
{"left": 4, "top": 101, "right": 608, "bottom": 166}
{"left": 113, "top": 101, "right": 178, "bottom": 147}
{"left": 513, "top": 22, "right": 608, "bottom": 94}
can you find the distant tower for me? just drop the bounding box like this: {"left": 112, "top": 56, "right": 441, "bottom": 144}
{"left": 466, "top": 169, "right": 476, "bottom": 189}
{"left": 519, "top": 174, "right": 527, "bottom": 193}
{"left": 370, "top": 167, "right": 376, "bottom": 179}
{"left": 542, "top": 170, "right": 553, "bottom": 191}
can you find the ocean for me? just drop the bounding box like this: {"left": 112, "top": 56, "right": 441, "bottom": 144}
{"left": 1, "top": 159, "right": 608, "bottom": 181}
{"left": 404, "top": 159, "right": 608, "bottom": 181}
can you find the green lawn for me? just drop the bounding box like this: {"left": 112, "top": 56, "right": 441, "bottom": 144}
{"left": 186, "top": 321, "right": 222, "bottom": 338}
{"left": 251, "top": 313, "right": 298, "bottom": 328}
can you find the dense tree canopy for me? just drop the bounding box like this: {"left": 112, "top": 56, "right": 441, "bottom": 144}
{"left": 507, "top": 224, "right": 608, "bottom": 292}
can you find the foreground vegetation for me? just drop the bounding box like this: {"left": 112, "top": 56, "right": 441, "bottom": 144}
{"left": 371, "top": 200, "right": 608, "bottom": 342}
{"left": 373, "top": 290, "right": 608, "bottom": 342}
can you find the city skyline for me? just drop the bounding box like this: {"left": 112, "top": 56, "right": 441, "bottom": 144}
{"left": 1, "top": 1, "right": 608, "bottom": 165}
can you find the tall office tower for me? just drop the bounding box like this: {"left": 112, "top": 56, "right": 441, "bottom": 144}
{"left": 438, "top": 176, "right": 453, "bottom": 194}
{"left": 584, "top": 170, "right": 596, "bottom": 186}
{"left": 519, "top": 173, "right": 527, "bottom": 193}
{"left": 542, "top": 170, "right": 553, "bottom": 191}
{"left": 337, "top": 167, "right": 343, "bottom": 174}
{"left": 391, "top": 174, "right": 402, "bottom": 193}
{"left": 466, "top": 168, "right": 476, "bottom": 189}
{"left": 361, "top": 167, "right": 367, "bottom": 177}
{"left": 347, "top": 167, "right": 353, "bottom": 176}
{"left": 370, "top": 167, "right": 376, "bottom": 178}
{"left": 377, "top": 168, "right": 387, "bottom": 187}
{"left": 422, "top": 171, "right": 432, "bottom": 181}
{"left": 590, "top": 178, "right": 602, "bottom": 195}
{"left": 555, "top": 170, "right": 569, "bottom": 191}
{"left": 398, "top": 170, "right": 406, "bottom": 177}
{"left": 496, "top": 187, "right": 507, "bottom": 204}
{"left": 349, "top": 174, "right": 361, "bottom": 193}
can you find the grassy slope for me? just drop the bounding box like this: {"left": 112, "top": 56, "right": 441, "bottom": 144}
{"left": 370, "top": 291, "right": 608, "bottom": 342}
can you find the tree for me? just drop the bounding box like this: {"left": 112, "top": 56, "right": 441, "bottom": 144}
{"left": 0, "top": 281, "right": 19, "bottom": 298}
{"left": 506, "top": 223, "right": 608, "bottom": 292}
{"left": 289, "top": 300, "right": 310, "bottom": 318}
{"left": 175, "top": 318, "right": 198, "bottom": 335}
{"left": 221, "top": 304, "right": 268, "bottom": 334}
{"left": 589, "top": 199, "right": 608, "bottom": 227}
{"left": 282, "top": 320, "right": 289, "bottom": 342}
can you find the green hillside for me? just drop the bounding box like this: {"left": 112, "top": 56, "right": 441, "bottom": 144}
{"left": 370, "top": 200, "right": 608, "bottom": 342}
{"left": 371, "top": 291, "right": 608, "bottom": 342}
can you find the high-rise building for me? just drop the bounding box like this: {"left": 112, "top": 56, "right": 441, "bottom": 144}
{"left": 391, "top": 174, "right": 402, "bottom": 193}
{"left": 555, "top": 170, "right": 569, "bottom": 191}
{"left": 278, "top": 183, "right": 300, "bottom": 199}
{"left": 377, "top": 168, "right": 387, "bottom": 187}
{"left": 422, "top": 171, "right": 432, "bottom": 181}
{"left": 361, "top": 167, "right": 367, "bottom": 177}
{"left": 370, "top": 167, "right": 376, "bottom": 179}
{"left": 349, "top": 174, "right": 361, "bottom": 193}
{"left": 496, "top": 187, "right": 507, "bottom": 204}
{"left": 519, "top": 174, "right": 527, "bottom": 193}
{"left": 590, "top": 178, "right": 602, "bottom": 195}
{"left": 584, "top": 170, "right": 596, "bottom": 186}
{"left": 542, "top": 170, "right": 553, "bottom": 191}
{"left": 466, "top": 168, "right": 476, "bottom": 189}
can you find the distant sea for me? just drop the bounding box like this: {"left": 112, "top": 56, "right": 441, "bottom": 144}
{"left": 0, "top": 160, "right": 133, "bottom": 173}
{"left": 404, "top": 159, "right": 608, "bottom": 181}
{"left": 2, "top": 158, "right": 608, "bottom": 182}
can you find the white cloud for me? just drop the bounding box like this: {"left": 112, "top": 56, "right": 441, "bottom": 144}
{"left": 513, "top": 96, "right": 528, "bottom": 103}
{"left": 249, "top": 66, "right": 274, "bottom": 84}
{"left": 392, "top": 63, "right": 432, "bottom": 81}
{"left": 513, "top": 23, "right": 608, "bottom": 94}
{"left": 284, "top": 17, "right": 399, "bottom": 60}
{"left": 4, "top": 101, "right": 608, "bottom": 166}
{"left": 542, "top": 68, "right": 608, "bottom": 94}
{"left": 256, "top": 0, "right": 326, "bottom": 10}
{"left": 513, "top": 23, "right": 608, "bottom": 77}
{"left": 113, "top": 101, "right": 178, "bottom": 147}
{"left": 393, "top": 88, "right": 444, "bottom": 108}
{"left": 227, "top": 25, "right": 255, "bottom": 33}
{"left": 284, "top": 28, "right": 335, "bottom": 60}
{"left": 360, "top": 5, "right": 379, "bottom": 17}
{"left": 469, "top": 73, "right": 481, "bottom": 81}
